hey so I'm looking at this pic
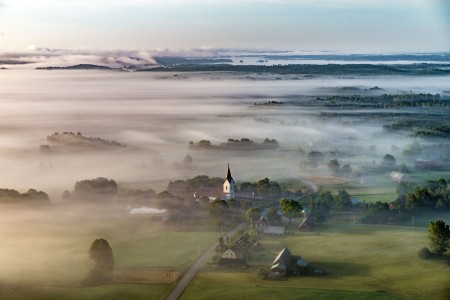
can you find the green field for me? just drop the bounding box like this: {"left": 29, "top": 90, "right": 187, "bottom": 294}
{"left": 0, "top": 283, "right": 172, "bottom": 300}
{"left": 182, "top": 225, "right": 450, "bottom": 300}
{"left": 0, "top": 211, "right": 219, "bottom": 299}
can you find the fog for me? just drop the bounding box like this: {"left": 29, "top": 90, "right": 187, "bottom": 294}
{"left": 1, "top": 70, "right": 449, "bottom": 195}
{"left": 0, "top": 69, "right": 449, "bottom": 292}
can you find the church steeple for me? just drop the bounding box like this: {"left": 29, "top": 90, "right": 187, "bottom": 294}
{"left": 223, "top": 163, "right": 235, "bottom": 200}
{"left": 225, "top": 163, "right": 233, "bottom": 182}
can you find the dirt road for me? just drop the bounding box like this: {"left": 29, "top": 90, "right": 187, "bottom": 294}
{"left": 166, "top": 222, "right": 247, "bottom": 300}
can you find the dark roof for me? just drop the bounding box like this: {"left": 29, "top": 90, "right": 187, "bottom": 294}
{"left": 225, "top": 163, "right": 234, "bottom": 183}
{"left": 298, "top": 215, "right": 315, "bottom": 229}
{"left": 194, "top": 187, "right": 222, "bottom": 199}
{"left": 273, "top": 247, "right": 292, "bottom": 265}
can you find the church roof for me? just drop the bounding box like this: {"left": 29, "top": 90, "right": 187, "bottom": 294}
{"left": 194, "top": 187, "right": 223, "bottom": 199}
{"left": 225, "top": 163, "right": 234, "bottom": 182}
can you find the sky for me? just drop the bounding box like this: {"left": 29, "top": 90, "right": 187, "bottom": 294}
{"left": 0, "top": 0, "right": 449, "bottom": 53}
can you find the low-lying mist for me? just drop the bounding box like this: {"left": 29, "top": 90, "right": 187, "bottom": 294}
{"left": 0, "top": 69, "right": 450, "bottom": 290}
{"left": 1, "top": 70, "right": 449, "bottom": 196}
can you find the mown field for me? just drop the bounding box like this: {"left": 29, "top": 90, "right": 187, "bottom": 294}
{"left": 182, "top": 225, "right": 450, "bottom": 300}
{"left": 322, "top": 169, "right": 450, "bottom": 205}
{"left": 0, "top": 210, "right": 219, "bottom": 299}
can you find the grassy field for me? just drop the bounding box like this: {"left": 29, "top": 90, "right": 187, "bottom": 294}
{"left": 182, "top": 225, "right": 450, "bottom": 300}
{"left": 0, "top": 210, "right": 219, "bottom": 299}
{"left": 0, "top": 283, "right": 172, "bottom": 300}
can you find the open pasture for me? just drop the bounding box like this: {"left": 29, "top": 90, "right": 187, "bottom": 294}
{"left": 0, "top": 210, "right": 218, "bottom": 298}
{"left": 183, "top": 225, "right": 449, "bottom": 300}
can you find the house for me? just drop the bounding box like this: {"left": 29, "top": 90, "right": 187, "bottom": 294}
{"left": 273, "top": 248, "right": 292, "bottom": 265}
{"left": 390, "top": 171, "right": 407, "bottom": 183}
{"left": 219, "top": 247, "right": 246, "bottom": 267}
{"left": 221, "top": 248, "right": 240, "bottom": 259}
{"left": 298, "top": 215, "right": 315, "bottom": 232}
{"left": 291, "top": 257, "right": 309, "bottom": 275}
{"left": 270, "top": 247, "right": 324, "bottom": 278}
{"left": 270, "top": 262, "right": 287, "bottom": 276}
{"left": 270, "top": 248, "right": 291, "bottom": 277}
{"left": 255, "top": 216, "right": 269, "bottom": 228}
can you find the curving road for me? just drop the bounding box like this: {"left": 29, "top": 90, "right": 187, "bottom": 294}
{"left": 166, "top": 222, "right": 247, "bottom": 300}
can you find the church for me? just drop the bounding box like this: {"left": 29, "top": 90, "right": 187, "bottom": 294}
{"left": 223, "top": 163, "right": 235, "bottom": 200}
{"left": 194, "top": 164, "right": 236, "bottom": 202}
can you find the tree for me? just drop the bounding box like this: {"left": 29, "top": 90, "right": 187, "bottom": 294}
{"left": 239, "top": 182, "right": 256, "bottom": 193}
{"left": 256, "top": 178, "right": 281, "bottom": 198}
{"left": 314, "top": 191, "right": 334, "bottom": 213}
{"left": 245, "top": 207, "right": 261, "bottom": 224}
{"left": 266, "top": 206, "right": 281, "bottom": 223}
{"left": 334, "top": 189, "right": 352, "bottom": 211}
{"left": 72, "top": 177, "right": 118, "bottom": 201}
{"left": 327, "top": 159, "right": 340, "bottom": 175}
{"left": 382, "top": 154, "right": 396, "bottom": 167}
{"left": 280, "top": 198, "right": 303, "bottom": 231}
{"left": 83, "top": 239, "right": 114, "bottom": 285}
{"left": 436, "top": 178, "right": 447, "bottom": 189}
{"left": 428, "top": 220, "right": 450, "bottom": 255}
{"left": 406, "top": 187, "right": 432, "bottom": 209}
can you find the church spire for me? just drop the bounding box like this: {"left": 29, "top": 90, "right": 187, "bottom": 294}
{"left": 226, "top": 163, "right": 233, "bottom": 182}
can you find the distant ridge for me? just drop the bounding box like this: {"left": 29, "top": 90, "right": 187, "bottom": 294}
{"left": 137, "top": 63, "right": 450, "bottom": 76}
{"left": 36, "top": 64, "right": 111, "bottom": 70}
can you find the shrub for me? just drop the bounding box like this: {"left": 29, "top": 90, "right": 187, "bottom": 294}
{"left": 418, "top": 247, "right": 431, "bottom": 259}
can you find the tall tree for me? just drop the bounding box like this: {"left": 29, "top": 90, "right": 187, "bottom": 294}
{"left": 84, "top": 239, "right": 115, "bottom": 285}
{"left": 280, "top": 198, "right": 303, "bottom": 231}
{"left": 245, "top": 207, "right": 261, "bottom": 224}
{"left": 334, "top": 189, "right": 352, "bottom": 211}
{"left": 327, "top": 159, "right": 340, "bottom": 175}
{"left": 266, "top": 206, "right": 281, "bottom": 223}
{"left": 428, "top": 220, "right": 450, "bottom": 255}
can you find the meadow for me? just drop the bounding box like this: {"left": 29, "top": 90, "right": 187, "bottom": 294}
{"left": 182, "top": 225, "right": 450, "bottom": 300}
{"left": 0, "top": 209, "right": 218, "bottom": 299}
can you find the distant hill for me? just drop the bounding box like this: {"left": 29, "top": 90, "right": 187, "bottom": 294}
{"left": 137, "top": 63, "right": 450, "bottom": 76}
{"left": 189, "top": 138, "right": 279, "bottom": 151}
{"left": 40, "top": 132, "right": 127, "bottom": 153}
{"left": 154, "top": 56, "right": 233, "bottom": 66}
{"left": 36, "top": 64, "right": 111, "bottom": 70}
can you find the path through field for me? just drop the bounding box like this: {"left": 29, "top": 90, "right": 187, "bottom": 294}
{"left": 167, "top": 222, "right": 247, "bottom": 300}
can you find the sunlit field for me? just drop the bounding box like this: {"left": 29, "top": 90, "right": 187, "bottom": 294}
{"left": 182, "top": 226, "right": 449, "bottom": 300}
{"left": 0, "top": 208, "right": 218, "bottom": 299}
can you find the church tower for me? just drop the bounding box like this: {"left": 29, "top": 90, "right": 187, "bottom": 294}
{"left": 223, "top": 163, "right": 235, "bottom": 200}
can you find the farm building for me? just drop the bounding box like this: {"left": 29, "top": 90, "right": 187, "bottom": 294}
{"left": 291, "top": 257, "right": 309, "bottom": 275}
{"left": 273, "top": 248, "right": 292, "bottom": 265}
{"left": 219, "top": 247, "right": 246, "bottom": 267}
{"left": 271, "top": 262, "right": 287, "bottom": 276}
{"left": 270, "top": 247, "right": 324, "bottom": 278}
{"left": 390, "top": 171, "right": 407, "bottom": 183}
{"left": 298, "top": 215, "right": 315, "bottom": 232}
